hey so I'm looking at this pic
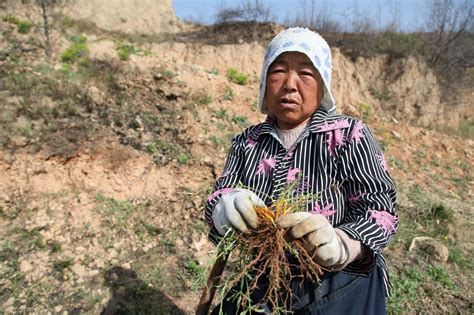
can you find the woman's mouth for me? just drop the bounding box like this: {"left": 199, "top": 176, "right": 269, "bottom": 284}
{"left": 279, "top": 97, "right": 299, "bottom": 108}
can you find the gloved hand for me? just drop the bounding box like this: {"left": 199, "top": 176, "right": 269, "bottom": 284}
{"left": 276, "top": 212, "right": 349, "bottom": 269}
{"left": 212, "top": 188, "right": 266, "bottom": 235}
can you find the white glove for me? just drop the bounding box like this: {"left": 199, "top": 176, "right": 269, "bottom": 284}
{"left": 212, "top": 188, "right": 266, "bottom": 235}
{"left": 276, "top": 212, "right": 349, "bottom": 268}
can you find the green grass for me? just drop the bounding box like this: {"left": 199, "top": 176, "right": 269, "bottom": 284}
{"left": 427, "top": 265, "right": 456, "bottom": 290}
{"left": 222, "top": 87, "right": 236, "bottom": 101}
{"left": 200, "top": 94, "right": 213, "bottom": 105}
{"left": 178, "top": 153, "right": 189, "bottom": 164}
{"left": 214, "top": 108, "right": 229, "bottom": 120}
{"left": 388, "top": 267, "right": 424, "bottom": 313}
{"left": 401, "top": 185, "right": 455, "bottom": 238}
{"left": 447, "top": 246, "right": 472, "bottom": 270}
{"left": 53, "top": 257, "right": 74, "bottom": 273}
{"left": 358, "top": 102, "right": 374, "bottom": 122}
{"left": 226, "top": 68, "right": 249, "bottom": 85}
{"left": 232, "top": 114, "right": 248, "bottom": 127}
{"left": 146, "top": 143, "right": 158, "bottom": 154}
{"left": 94, "top": 194, "right": 133, "bottom": 228}
{"left": 184, "top": 259, "right": 206, "bottom": 291}
{"left": 386, "top": 183, "right": 471, "bottom": 313}
{"left": 210, "top": 135, "right": 222, "bottom": 145}
{"left": 117, "top": 42, "right": 140, "bottom": 61}
{"left": 388, "top": 156, "right": 404, "bottom": 170}
{"left": 2, "top": 15, "right": 33, "bottom": 34}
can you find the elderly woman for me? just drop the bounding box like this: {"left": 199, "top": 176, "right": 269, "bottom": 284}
{"left": 205, "top": 27, "right": 398, "bottom": 314}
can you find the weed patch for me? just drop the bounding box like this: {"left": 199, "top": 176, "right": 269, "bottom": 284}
{"left": 427, "top": 265, "right": 456, "bottom": 290}
{"left": 53, "top": 257, "right": 74, "bottom": 273}
{"left": 232, "top": 114, "right": 249, "bottom": 127}
{"left": 222, "top": 86, "right": 236, "bottom": 101}
{"left": 116, "top": 42, "right": 140, "bottom": 61}
{"left": 387, "top": 268, "right": 423, "bottom": 313}
{"left": 94, "top": 194, "right": 133, "bottom": 229}
{"left": 358, "top": 102, "right": 374, "bottom": 122}
{"left": 226, "top": 68, "right": 248, "bottom": 85}
{"left": 61, "top": 35, "right": 89, "bottom": 64}
{"left": 2, "top": 15, "right": 33, "bottom": 34}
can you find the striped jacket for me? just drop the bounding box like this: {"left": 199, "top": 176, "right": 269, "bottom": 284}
{"left": 205, "top": 107, "right": 398, "bottom": 293}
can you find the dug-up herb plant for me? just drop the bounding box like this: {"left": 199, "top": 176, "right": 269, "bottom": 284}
{"left": 197, "top": 180, "right": 326, "bottom": 314}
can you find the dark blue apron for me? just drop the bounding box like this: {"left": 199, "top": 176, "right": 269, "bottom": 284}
{"left": 211, "top": 258, "right": 386, "bottom": 315}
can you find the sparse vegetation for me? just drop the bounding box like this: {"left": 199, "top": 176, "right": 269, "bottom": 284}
{"left": 2, "top": 15, "right": 33, "bottom": 34}
{"left": 0, "top": 2, "right": 472, "bottom": 314}
{"left": 222, "top": 86, "right": 236, "bottom": 101}
{"left": 226, "top": 68, "right": 249, "bottom": 85}
{"left": 358, "top": 102, "right": 374, "bottom": 122}
{"left": 116, "top": 42, "right": 139, "bottom": 61}
{"left": 232, "top": 114, "right": 248, "bottom": 127}
{"left": 61, "top": 35, "right": 89, "bottom": 64}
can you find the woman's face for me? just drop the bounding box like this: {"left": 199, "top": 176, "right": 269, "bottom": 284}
{"left": 265, "top": 52, "right": 324, "bottom": 130}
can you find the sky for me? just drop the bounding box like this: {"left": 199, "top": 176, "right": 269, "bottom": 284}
{"left": 171, "top": 0, "right": 451, "bottom": 32}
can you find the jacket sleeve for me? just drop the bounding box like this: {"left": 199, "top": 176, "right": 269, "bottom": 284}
{"left": 204, "top": 134, "right": 245, "bottom": 245}
{"left": 337, "top": 121, "right": 398, "bottom": 272}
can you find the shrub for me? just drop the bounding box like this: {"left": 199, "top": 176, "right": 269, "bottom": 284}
{"left": 178, "top": 154, "right": 189, "bottom": 164}
{"left": 17, "top": 20, "right": 33, "bottom": 34}
{"left": 376, "top": 32, "right": 426, "bottom": 58}
{"left": 2, "top": 15, "right": 33, "bottom": 34}
{"left": 61, "top": 35, "right": 89, "bottom": 64}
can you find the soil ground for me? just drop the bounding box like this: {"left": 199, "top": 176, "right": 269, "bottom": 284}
{"left": 0, "top": 19, "right": 472, "bottom": 314}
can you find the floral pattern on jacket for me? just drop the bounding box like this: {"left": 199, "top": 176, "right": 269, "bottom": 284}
{"left": 204, "top": 107, "right": 398, "bottom": 294}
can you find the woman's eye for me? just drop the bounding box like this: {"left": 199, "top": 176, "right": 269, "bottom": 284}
{"left": 301, "top": 70, "right": 314, "bottom": 76}
{"left": 271, "top": 68, "right": 285, "bottom": 73}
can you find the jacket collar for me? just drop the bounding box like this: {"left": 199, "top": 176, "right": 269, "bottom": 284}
{"left": 258, "top": 107, "right": 334, "bottom": 136}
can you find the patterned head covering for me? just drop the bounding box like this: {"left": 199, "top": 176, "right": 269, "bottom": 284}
{"left": 259, "top": 27, "right": 336, "bottom": 114}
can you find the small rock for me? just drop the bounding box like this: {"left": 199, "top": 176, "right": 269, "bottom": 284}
{"left": 3, "top": 297, "right": 14, "bottom": 308}
{"left": 175, "top": 239, "right": 184, "bottom": 247}
{"left": 89, "top": 269, "right": 100, "bottom": 277}
{"left": 391, "top": 130, "right": 402, "bottom": 140}
{"left": 19, "top": 260, "right": 33, "bottom": 273}
{"left": 142, "top": 243, "right": 153, "bottom": 253}
{"left": 10, "top": 136, "right": 28, "bottom": 147}
{"left": 95, "top": 260, "right": 105, "bottom": 269}
{"left": 108, "top": 249, "right": 118, "bottom": 258}
{"left": 54, "top": 305, "right": 62, "bottom": 312}
{"left": 71, "top": 264, "right": 86, "bottom": 278}
{"left": 108, "top": 272, "right": 119, "bottom": 282}
{"left": 409, "top": 236, "right": 449, "bottom": 262}
{"left": 121, "top": 262, "right": 131, "bottom": 270}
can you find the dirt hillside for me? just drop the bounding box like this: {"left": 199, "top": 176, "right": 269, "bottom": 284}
{"left": 2, "top": 0, "right": 183, "bottom": 34}
{"left": 0, "top": 12, "right": 473, "bottom": 315}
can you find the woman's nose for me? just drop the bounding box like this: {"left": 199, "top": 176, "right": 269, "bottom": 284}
{"left": 283, "top": 71, "right": 298, "bottom": 92}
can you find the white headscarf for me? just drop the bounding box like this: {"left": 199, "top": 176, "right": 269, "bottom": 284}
{"left": 259, "top": 27, "right": 336, "bottom": 114}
